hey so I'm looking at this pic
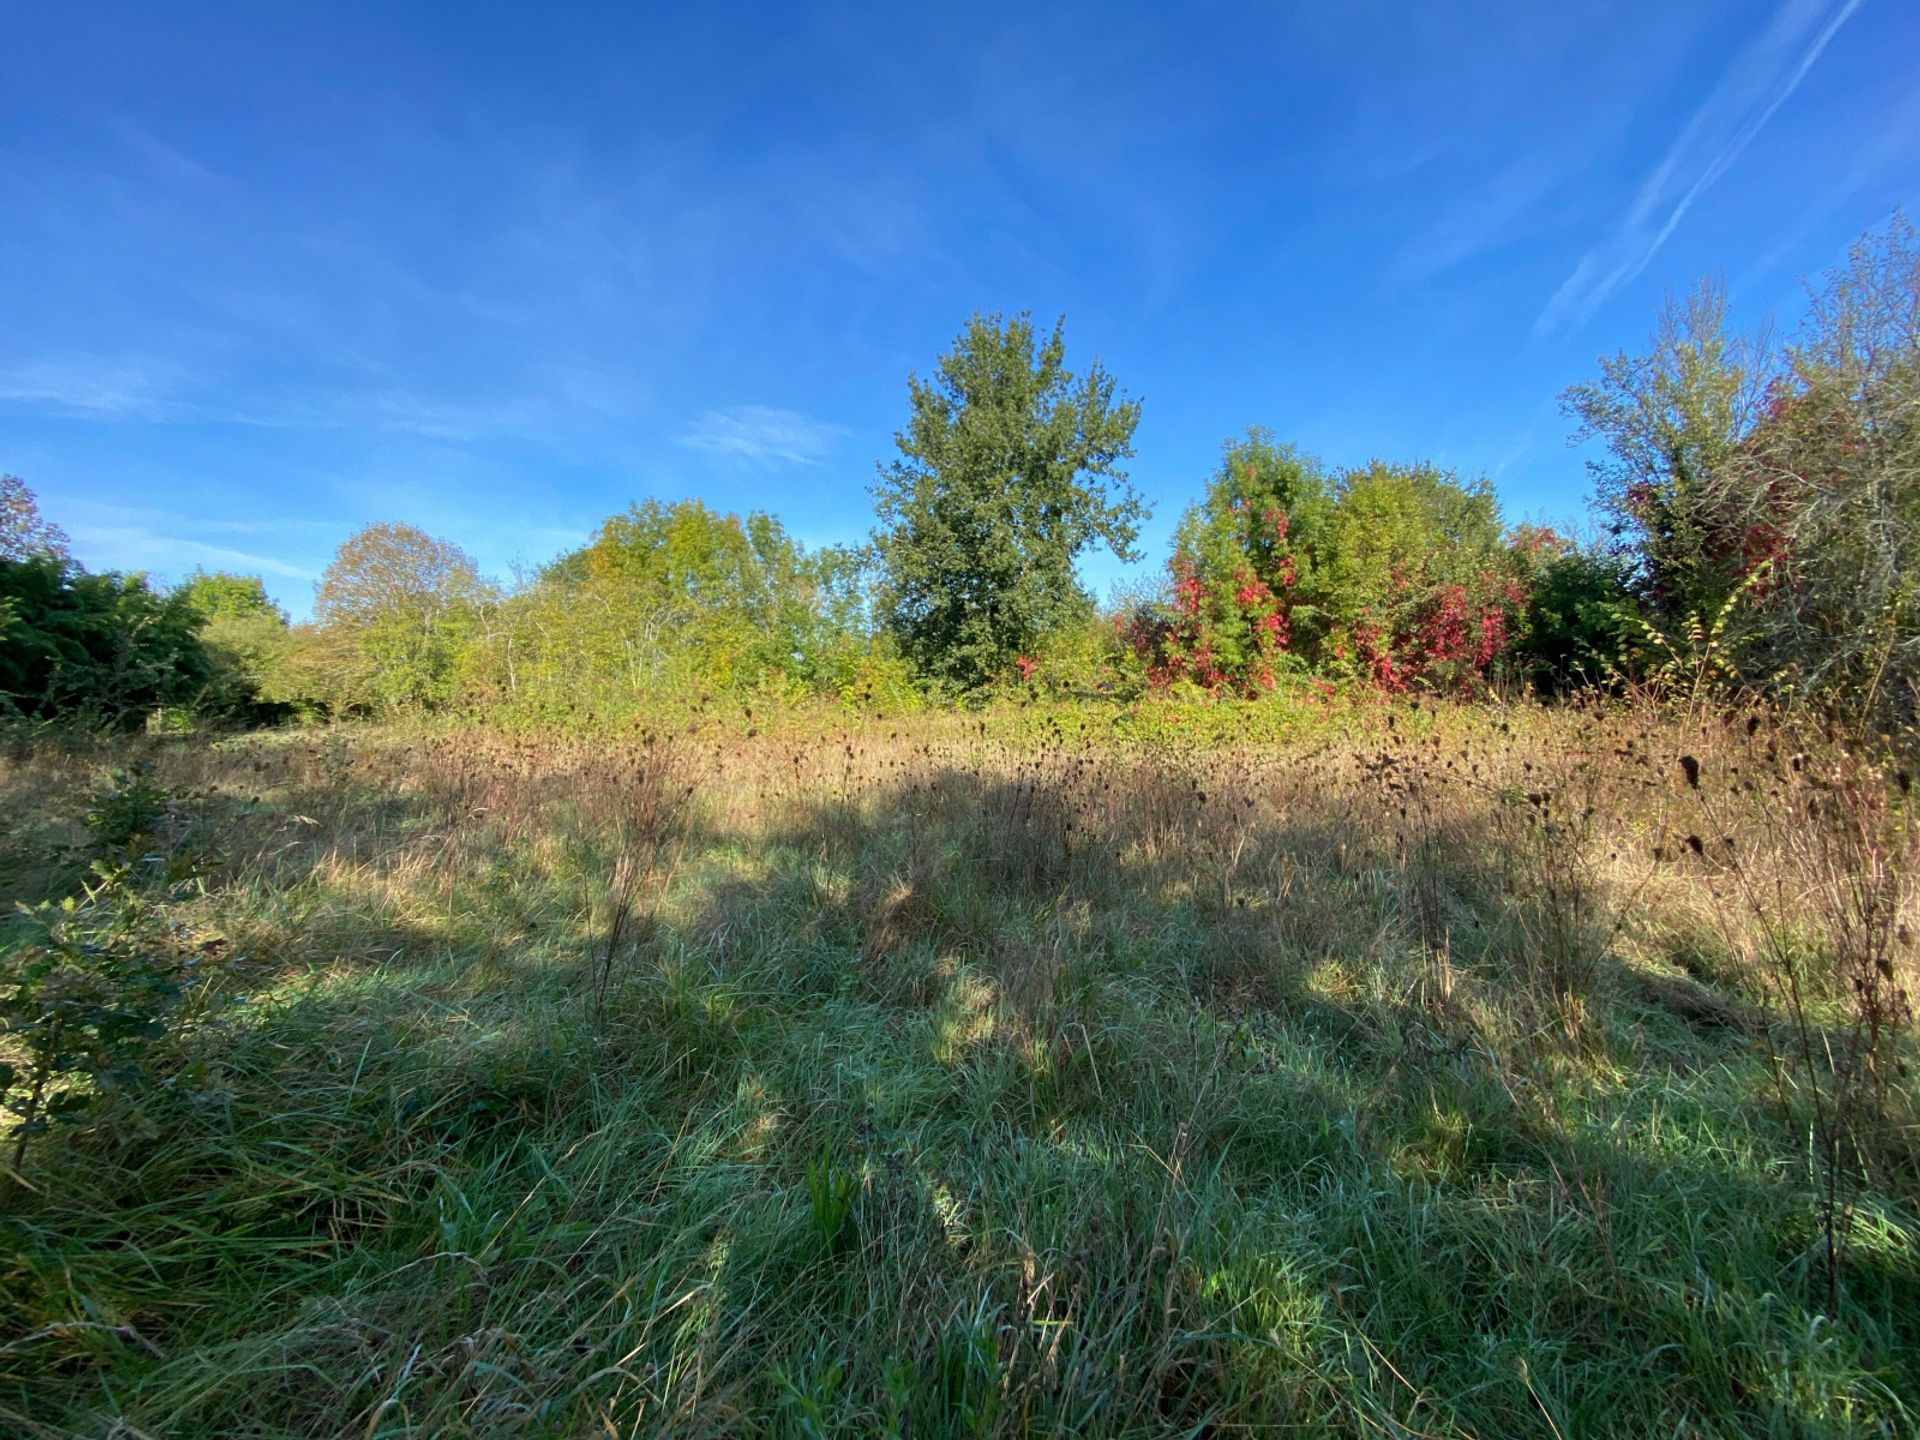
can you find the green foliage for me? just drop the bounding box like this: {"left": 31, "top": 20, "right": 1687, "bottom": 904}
{"left": 0, "top": 865, "right": 199, "bottom": 1184}
{"left": 174, "top": 570, "right": 285, "bottom": 626}
{"left": 1319, "top": 461, "right": 1502, "bottom": 626}
{"left": 1561, "top": 213, "right": 1920, "bottom": 728}
{"left": 1187, "top": 432, "right": 1331, "bottom": 609}
{"left": 1017, "top": 610, "right": 1137, "bottom": 699}
{"left": 1318, "top": 461, "right": 1529, "bottom": 692}
{"left": 173, "top": 570, "right": 303, "bottom": 721}
{"left": 197, "top": 612, "right": 307, "bottom": 721}
{"left": 4, "top": 723, "right": 1916, "bottom": 1434}
{"left": 0, "top": 555, "right": 215, "bottom": 729}
{"left": 1512, "top": 530, "right": 1640, "bottom": 693}
{"left": 0, "top": 530, "right": 293, "bottom": 731}
{"left": 1629, "top": 567, "right": 1772, "bottom": 697}
{"left": 567, "top": 499, "right": 818, "bottom": 688}
{"left": 1158, "top": 430, "right": 1331, "bottom": 687}
{"left": 1132, "top": 445, "right": 1534, "bottom": 696}
{"left": 803, "top": 1146, "right": 857, "bottom": 1258}
{"left": 12, "top": 226, "right": 1903, "bottom": 730}
{"left": 83, "top": 764, "right": 173, "bottom": 862}
{"left": 873, "top": 312, "right": 1146, "bottom": 691}
{"left": 819, "top": 638, "right": 924, "bottom": 715}
{"left": 471, "top": 500, "right": 874, "bottom": 712}
{"left": 774, "top": 1343, "right": 848, "bottom": 1439}
{"left": 926, "top": 1302, "right": 1005, "bottom": 1439}
{"left": 312, "top": 523, "right": 489, "bottom": 714}
{"left": 1736, "top": 216, "right": 1920, "bottom": 729}
{"left": 1560, "top": 280, "right": 1766, "bottom": 622}
{"left": 801, "top": 544, "right": 911, "bottom": 704}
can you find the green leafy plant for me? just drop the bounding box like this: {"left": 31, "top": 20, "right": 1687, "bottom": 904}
{"left": 0, "top": 864, "right": 206, "bottom": 1190}
{"left": 804, "top": 1145, "right": 858, "bottom": 1258}
{"left": 773, "top": 1342, "right": 847, "bottom": 1440}
{"left": 929, "top": 1300, "right": 1005, "bottom": 1440}
{"left": 0, "top": 554, "right": 216, "bottom": 730}
{"left": 872, "top": 311, "right": 1146, "bottom": 691}
{"left": 83, "top": 762, "right": 173, "bottom": 861}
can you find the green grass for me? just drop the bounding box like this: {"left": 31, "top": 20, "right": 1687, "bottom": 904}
{"left": 1, "top": 710, "right": 1916, "bottom": 1437}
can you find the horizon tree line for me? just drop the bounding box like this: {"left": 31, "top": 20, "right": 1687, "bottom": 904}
{"left": 1, "top": 212, "right": 1913, "bottom": 734}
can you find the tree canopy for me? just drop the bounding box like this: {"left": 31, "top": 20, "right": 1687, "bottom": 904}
{"left": 176, "top": 570, "right": 286, "bottom": 626}
{"left": 1125, "top": 441, "right": 1533, "bottom": 697}
{"left": 873, "top": 312, "right": 1146, "bottom": 691}
{"left": 7, "top": 216, "right": 1913, "bottom": 732}
{"left": 1560, "top": 281, "right": 1765, "bottom": 622}
{"left": 0, "top": 556, "right": 212, "bottom": 727}
{"left": 1560, "top": 212, "right": 1920, "bottom": 728}
{"left": 311, "top": 523, "right": 488, "bottom": 713}
{"left": 0, "top": 475, "right": 71, "bottom": 564}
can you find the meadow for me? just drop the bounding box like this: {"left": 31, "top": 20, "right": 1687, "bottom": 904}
{"left": 1, "top": 696, "right": 1916, "bottom": 1438}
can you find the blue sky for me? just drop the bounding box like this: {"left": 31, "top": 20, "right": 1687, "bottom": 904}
{"left": 3, "top": 1, "right": 1916, "bottom": 617}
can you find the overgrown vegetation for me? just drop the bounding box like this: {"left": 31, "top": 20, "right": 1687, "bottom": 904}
{"left": 1564, "top": 216, "right": 1920, "bottom": 733}
{"left": 3, "top": 216, "right": 1917, "bottom": 731}
{"left": 1, "top": 218, "right": 1917, "bottom": 1437}
{"left": 0, "top": 705, "right": 1913, "bottom": 1435}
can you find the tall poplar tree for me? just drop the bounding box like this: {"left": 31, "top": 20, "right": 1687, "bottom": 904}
{"left": 872, "top": 312, "right": 1145, "bottom": 690}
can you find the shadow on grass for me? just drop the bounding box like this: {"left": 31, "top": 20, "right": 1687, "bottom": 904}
{"left": 2, "top": 733, "right": 1914, "bottom": 1437}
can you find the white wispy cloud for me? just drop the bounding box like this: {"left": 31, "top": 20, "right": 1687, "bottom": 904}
{"left": 0, "top": 355, "right": 196, "bottom": 420}
{"left": 54, "top": 497, "right": 337, "bottom": 541}
{"left": 53, "top": 498, "right": 332, "bottom": 583}
{"left": 62, "top": 520, "right": 320, "bottom": 582}
{"left": 1537, "top": 0, "right": 1862, "bottom": 334}
{"left": 0, "top": 351, "right": 641, "bottom": 445}
{"left": 318, "top": 390, "right": 553, "bottom": 443}
{"left": 108, "top": 117, "right": 227, "bottom": 191}
{"left": 676, "top": 405, "right": 850, "bottom": 466}
{"left": 1390, "top": 152, "right": 1571, "bottom": 289}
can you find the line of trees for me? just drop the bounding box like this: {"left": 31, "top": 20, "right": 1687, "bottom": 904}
{"left": 2, "top": 214, "right": 1913, "bottom": 732}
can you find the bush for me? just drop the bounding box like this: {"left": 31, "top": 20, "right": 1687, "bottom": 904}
{"left": 1513, "top": 534, "right": 1640, "bottom": 693}
{"left": 0, "top": 557, "right": 215, "bottom": 729}
{"left": 0, "top": 863, "right": 212, "bottom": 1189}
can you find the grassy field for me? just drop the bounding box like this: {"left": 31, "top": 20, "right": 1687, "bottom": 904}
{"left": 1, "top": 699, "right": 1916, "bottom": 1437}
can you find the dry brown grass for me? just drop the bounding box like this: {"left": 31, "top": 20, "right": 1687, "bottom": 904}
{"left": 2, "top": 696, "right": 1916, "bottom": 1437}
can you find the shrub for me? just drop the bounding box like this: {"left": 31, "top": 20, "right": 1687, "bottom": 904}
{"left": 0, "top": 863, "right": 215, "bottom": 1191}
{"left": 0, "top": 556, "right": 216, "bottom": 729}
{"left": 82, "top": 763, "right": 173, "bottom": 862}
{"left": 1512, "top": 533, "right": 1640, "bottom": 693}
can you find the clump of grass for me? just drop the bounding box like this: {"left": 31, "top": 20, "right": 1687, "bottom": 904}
{"left": 804, "top": 1145, "right": 858, "bottom": 1258}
